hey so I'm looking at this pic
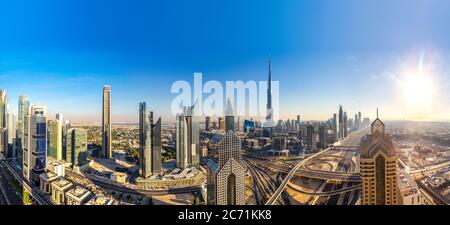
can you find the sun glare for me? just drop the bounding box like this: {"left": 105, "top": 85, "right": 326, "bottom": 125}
{"left": 401, "top": 74, "right": 434, "bottom": 105}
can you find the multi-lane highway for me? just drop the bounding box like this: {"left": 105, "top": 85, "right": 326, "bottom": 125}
{"left": 264, "top": 128, "right": 369, "bottom": 205}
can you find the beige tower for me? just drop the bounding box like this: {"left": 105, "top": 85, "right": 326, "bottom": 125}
{"left": 359, "top": 110, "right": 398, "bottom": 205}
{"left": 102, "top": 85, "right": 112, "bottom": 159}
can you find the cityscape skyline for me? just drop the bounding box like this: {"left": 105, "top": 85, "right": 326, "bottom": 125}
{"left": 2, "top": 0, "right": 450, "bottom": 123}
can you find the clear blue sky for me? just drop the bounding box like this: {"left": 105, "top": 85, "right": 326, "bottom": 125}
{"left": 1, "top": 0, "right": 450, "bottom": 123}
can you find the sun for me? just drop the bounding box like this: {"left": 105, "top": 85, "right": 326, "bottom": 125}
{"left": 401, "top": 74, "right": 434, "bottom": 106}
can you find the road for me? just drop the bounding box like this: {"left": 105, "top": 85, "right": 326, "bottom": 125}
{"left": 265, "top": 128, "right": 369, "bottom": 205}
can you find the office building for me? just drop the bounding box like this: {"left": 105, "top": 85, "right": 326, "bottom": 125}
{"left": 48, "top": 119, "right": 63, "bottom": 160}
{"left": 318, "top": 125, "right": 327, "bottom": 149}
{"left": 102, "top": 85, "right": 112, "bottom": 159}
{"left": 17, "top": 95, "right": 30, "bottom": 167}
{"left": 176, "top": 105, "right": 200, "bottom": 169}
{"left": 205, "top": 116, "right": 210, "bottom": 131}
{"left": 306, "top": 124, "right": 316, "bottom": 151}
{"left": 67, "top": 128, "right": 88, "bottom": 167}
{"left": 139, "top": 102, "right": 162, "bottom": 178}
{"left": 24, "top": 104, "right": 47, "bottom": 184}
{"left": 338, "top": 105, "right": 343, "bottom": 140}
{"left": 0, "top": 90, "right": 7, "bottom": 156}
{"left": 218, "top": 117, "right": 225, "bottom": 131}
{"left": 359, "top": 110, "right": 398, "bottom": 205}
{"left": 215, "top": 131, "right": 245, "bottom": 205}
{"left": 225, "top": 98, "right": 234, "bottom": 132}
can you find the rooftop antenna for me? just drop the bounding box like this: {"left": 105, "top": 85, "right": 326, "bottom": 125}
{"left": 376, "top": 108, "right": 379, "bottom": 119}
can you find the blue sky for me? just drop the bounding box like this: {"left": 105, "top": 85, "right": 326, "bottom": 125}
{"left": 1, "top": 0, "right": 450, "bottom": 123}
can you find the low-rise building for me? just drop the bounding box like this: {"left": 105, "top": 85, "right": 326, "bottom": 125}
{"left": 46, "top": 158, "right": 66, "bottom": 177}
{"left": 66, "top": 186, "right": 92, "bottom": 205}
{"left": 50, "top": 178, "right": 73, "bottom": 205}
{"left": 86, "top": 195, "right": 115, "bottom": 205}
{"left": 39, "top": 172, "right": 58, "bottom": 195}
{"left": 397, "top": 171, "right": 422, "bottom": 205}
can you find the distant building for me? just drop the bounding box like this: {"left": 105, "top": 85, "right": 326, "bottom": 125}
{"left": 205, "top": 116, "right": 210, "bottom": 131}
{"left": 102, "top": 85, "right": 112, "bottom": 159}
{"left": 359, "top": 110, "right": 398, "bottom": 205}
{"left": 218, "top": 117, "right": 225, "bottom": 131}
{"left": 318, "top": 125, "right": 327, "bottom": 149}
{"left": 273, "top": 137, "right": 287, "bottom": 151}
{"left": 243, "top": 119, "right": 255, "bottom": 133}
{"left": 306, "top": 124, "right": 316, "bottom": 151}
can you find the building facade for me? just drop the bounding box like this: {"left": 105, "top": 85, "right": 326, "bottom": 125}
{"left": 215, "top": 131, "right": 245, "bottom": 205}
{"left": 102, "top": 85, "right": 112, "bottom": 159}
{"left": 359, "top": 112, "right": 398, "bottom": 205}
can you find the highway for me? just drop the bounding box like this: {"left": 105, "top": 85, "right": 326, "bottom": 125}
{"left": 0, "top": 155, "right": 49, "bottom": 205}
{"left": 265, "top": 128, "right": 369, "bottom": 205}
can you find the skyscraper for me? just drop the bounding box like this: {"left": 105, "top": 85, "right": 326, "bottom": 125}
{"left": 176, "top": 105, "right": 200, "bottom": 169}
{"left": 225, "top": 98, "right": 234, "bottom": 132}
{"left": 0, "top": 90, "right": 8, "bottom": 156}
{"left": 26, "top": 104, "right": 47, "bottom": 184}
{"left": 6, "top": 111, "right": 17, "bottom": 158}
{"left": 306, "top": 124, "right": 316, "bottom": 151}
{"left": 296, "top": 115, "right": 301, "bottom": 131}
{"left": 215, "top": 131, "right": 245, "bottom": 205}
{"left": 318, "top": 125, "right": 327, "bottom": 149}
{"left": 343, "top": 111, "right": 348, "bottom": 138}
{"left": 358, "top": 111, "right": 362, "bottom": 129}
{"left": 139, "top": 102, "right": 162, "bottom": 178}
{"left": 333, "top": 113, "right": 338, "bottom": 139}
{"left": 218, "top": 117, "right": 225, "bottom": 131}
{"left": 205, "top": 116, "right": 210, "bottom": 131}
{"left": 359, "top": 110, "right": 398, "bottom": 205}
{"left": 263, "top": 57, "right": 274, "bottom": 138}
{"left": 48, "top": 119, "right": 63, "bottom": 160}
{"left": 102, "top": 85, "right": 112, "bottom": 159}
{"left": 18, "top": 95, "right": 30, "bottom": 167}
{"left": 338, "top": 105, "right": 343, "bottom": 140}
{"left": 67, "top": 128, "right": 88, "bottom": 167}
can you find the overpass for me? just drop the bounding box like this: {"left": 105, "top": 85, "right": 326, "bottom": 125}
{"left": 286, "top": 182, "right": 361, "bottom": 197}
{"left": 265, "top": 129, "right": 368, "bottom": 205}
{"left": 0, "top": 155, "right": 48, "bottom": 205}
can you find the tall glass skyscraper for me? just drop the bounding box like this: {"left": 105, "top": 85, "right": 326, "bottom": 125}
{"left": 102, "top": 85, "right": 112, "bottom": 159}
{"left": 18, "top": 95, "right": 30, "bottom": 168}
{"left": 0, "top": 90, "right": 8, "bottom": 156}
{"left": 27, "top": 104, "right": 47, "bottom": 185}
{"left": 48, "top": 119, "right": 63, "bottom": 160}
{"left": 176, "top": 105, "right": 200, "bottom": 169}
{"left": 67, "top": 128, "right": 88, "bottom": 167}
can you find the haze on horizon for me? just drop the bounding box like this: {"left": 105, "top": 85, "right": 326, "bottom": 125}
{"left": 2, "top": 0, "right": 450, "bottom": 124}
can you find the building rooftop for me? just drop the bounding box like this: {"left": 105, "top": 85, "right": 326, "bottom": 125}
{"left": 39, "top": 172, "right": 57, "bottom": 181}
{"left": 86, "top": 195, "right": 114, "bottom": 205}
{"left": 66, "top": 186, "right": 91, "bottom": 201}
{"left": 51, "top": 178, "right": 73, "bottom": 191}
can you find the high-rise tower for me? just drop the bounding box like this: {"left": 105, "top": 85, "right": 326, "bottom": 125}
{"left": 176, "top": 104, "right": 200, "bottom": 169}
{"left": 215, "top": 131, "right": 245, "bottom": 205}
{"left": 102, "top": 85, "right": 112, "bottom": 159}
{"left": 139, "top": 102, "right": 162, "bottom": 178}
{"left": 359, "top": 110, "right": 398, "bottom": 205}
{"left": 338, "top": 105, "right": 343, "bottom": 140}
